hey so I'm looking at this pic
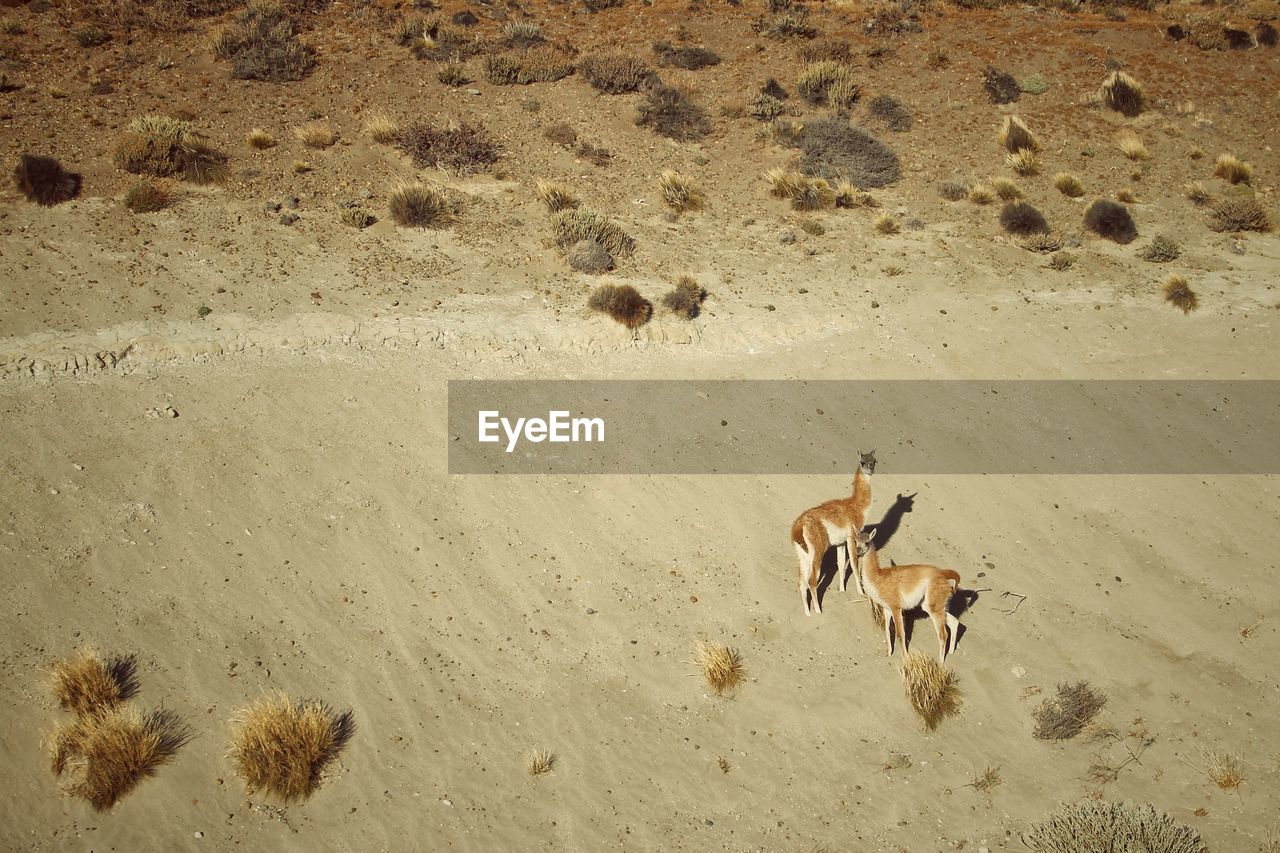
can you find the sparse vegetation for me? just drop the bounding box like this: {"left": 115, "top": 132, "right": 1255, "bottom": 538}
{"left": 246, "top": 128, "right": 276, "bottom": 149}
{"left": 1213, "top": 153, "right": 1253, "bottom": 185}
{"left": 902, "top": 652, "right": 962, "bottom": 731}
{"left": 1048, "top": 251, "right": 1075, "bottom": 270}
{"left": 527, "top": 749, "right": 556, "bottom": 776}
{"left": 388, "top": 183, "right": 456, "bottom": 228}
{"left": 1099, "top": 70, "right": 1145, "bottom": 116}
{"left": 50, "top": 706, "right": 193, "bottom": 810}
{"left": 939, "top": 181, "right": 969, "bottom": 201}
{"left": 636, "top": 86, "right": 711, "bottom": 141}
{"left": 968, "top": 185, "right": 995, "bottom": 205}
{"left": 213, "top": 1, "right": 315, "bottom": 82}
{"left": 1032, "top": 681, "right": 1108, "bottom": 740}
{"left": 74, "top": 25, "right": 111, "bottom": 48}
{"left": 395, "top": 120, "right": 499, "bottom": 172}
{"left": 788, "top": 118, "right": 900, "bottom": 187}
{"left": 12, "top": 154, "right": 81, "bottom": 206}
{"left": 662, "top": 275, "right": 706, "bottom": 319}
{"left": 659, "top": 170, "right": 706, "bottom": 214}
{"left": 1163, "top": 274, "right": 1198, "bottom": 314}
{"left": 1005, "top": 149, "right": 1040, "bottom": 176}
{"left": 1209, "top": 197, "right": 1272, "bottom": 232}
{"left": 1021, "top": 233, "right": 1064, "bottom": 253}
{"left": 765, "top": 169, "right": 835, "bottom": 211}
{"left": 1117, "top": 130, "right": 1148, "bottom": 161}
{"left": 1085, "top": 199, "right": 1138, "bottom": 243}
{"left": 51, "top": 650, "right": 139, "bottom": 716}
{"left": 999, "top": 115, "right": 1039, "bottom": 153}
{"left": 1183, "top": 181, "right": 1211, "bottom": 205}
{"left": 756, "top": 6, "right": 817, "bottom": 39}
{"left": 868, "top": 95, "right": 912, "bottom": 132}
{"left": 361, "top": 111, "right": 398, "bottom": 143}
{"left": 797, "top": 61, "right": 859, "bottom": 108}
{"left": 874, "top": 213, "right": 900, "bottom": 235}
{"left": 1022, "top": 801, "right": 1206, "bottom": 853}
{"left": 1020, "top": 73, "right": 1048, "bottom": 95}
{"left": 293, "top": 120, "right": 336, "bottom": 149}
{"left": 1054, "top": 172, "right": 1085, "bottom": 198}
{"left": 1000, "top": 201, "right": 1049, "bottom": 235}
{"left": 834, "top": 181, "right": 877, "bottom": 208}
{"left": 338, "top": 202, "right": 374, "bottom": 229}
{"left": 503, "top": 20, "right": 544, "bottom": 48}
{"left": 588, "top": 284, "right": 651, "bottom": 329}
{"left": 695, "top": 641, "right": 746, "bottom": 696}
{"left": 228, "top": 694, "right": 355, "bottom": 802}
{"left": 437, "top": 60, "right": 469, "bottom": 87}
{"left": 483, "top": 47, "right": 575, "bottom": 85}
{"left": 124, "top": 179, "right": 173, "bottom": 213}
{"left": 1140, "top": 234, "right": 1181, "bottom": 262}
{"left": 113, "top": 115, "right": 228, "bottom": 184}
{"left": 991, "top": 177, "right": 1022, "bottom": 201}
{"left": 652, "top": 41, "right": 720, "bottom": 70}
{"left": 748, "top": 93, "right": 786, "bottom": 120}
{"left": 551, "top": 207, "right": 635, "bottom": 257}
{"left": 966, "top": 766, "right": 1003, "bottom": 794}
{"left": 535, "top": 179, "right": 579, "bottom": 213}
{"left": 580, "top": 53, "right": 657, "bottom": 94}
{"left": 982, "top": 65, "right": 1020, "bottom": 104}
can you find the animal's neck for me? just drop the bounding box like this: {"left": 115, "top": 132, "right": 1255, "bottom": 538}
{"left": 852, "top": 466, "right": 870, "bottom": 498}
{"left": 859, "top": 545, "right": 884, "bottom": 588}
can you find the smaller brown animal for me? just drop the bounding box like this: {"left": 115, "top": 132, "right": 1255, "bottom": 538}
{"left": 790, "top": 450, "right": 875, "bottom": 616}
{"left": 853, "top": 526, "right": 960, "bottom": 661}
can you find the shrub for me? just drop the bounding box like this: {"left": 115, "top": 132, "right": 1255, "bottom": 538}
{"left": 765, "top": 168, "right": 834, "bottom": 210}
{"left": 990, "top": 177, "right": 1022, "bottom": 201}
{"left": 1005, "top": 149, "right": 1040, "bottom": 176}
{"left": 982, "top": 66, "right": 1020, "bottom": 104}
{"left": 636, "top": 86, "right": 711, "bottom": 141}
{"left": 503, "top": 20, "right": 544, "bottom": 48}
{"left": 337, "top": 203, "right": 375, "bottom": 228}
{"left": 662, "top": 275, "right": 706, "bottom": 318}
{"left": 576, "top": 141, "right": 612, "bottom": 166}
{"left": 451, "top": 9, "right": 478, "bottom": 25}
{"left": 761, "top": 77, "right": 789, "bottom": 100}
{"left": 1083, "top": 200, "right": 1139, "bottom": 243}
{"left": 50, "top": 650, "right": 139, "bottom": 715}
{"left": 902, "top": 652, "right": 962, "bottom": 731}
{"left": 789, "top": 118, "right": 899, "bottom": 187}
{"left": 1020, "top": 73, "right": 1048, "bottom": 94}
{"left": 748, "top": 93, "right": 785, "bottom": 120}
{"left": 1163, "top": 274, "right": 1198, "bottom": 314}
{"left": 757, "top": 9, "right": 817, "bottom": 38}
{"left": 12, "top": 153, "right": 81, "bottom": 205}
{"left": 869, "top": 95, "right": 912, "bottom": 132}
{"left": 659, "top": 170, "right": 705, "bottom": 213}
{"left": 124, "top": 179, "right": 173, "bottom": 212}
{"left": 695, "top": 641, "right": 745, "bottom": 696}
{"left": 535, "top": 179, "right": 579, "bottom": 213}
{"left": 405, "top": 19, "right": 482, "bottom": 61}
{"left": 293, "top": 120, "right": 336, "bottom": 148}
{"left": 246, "top": 128, "right": 276, "bottom": 149}
{"left": 926, "top": 47, "right": 949, "bottom": 69}
{"left": 1139, "top": 234, "right": 1181, "bottom": 262}
{"left": 1258, "top": 21, "right": 1279, "bottom": 45}
{"left": 1213, "top": 153, "right": 1253, "bottom": 184}
{"left": 361, "top": 111, "right": 398, "bottom": 143}
{"left": 1183, "top": 181, "right": 1210, "bottom": 205}
{"left": 395, "top": 120, "right": 499, "bottom": 171}
{"left": 484, "top": 47, "right": 575, "bottom": 85}
{"left": 939, "top": 181, "right": 969, "bottom": 201}
{"left": 583, "top": 0, "right": 625, "bottom": 11}
{"left": 968, "top": 185, "right": 995, "bottom": 205}
{"left": 652, "top": 41, "right": 720, "bottom": 70}
{"left": 999, "top": 115, "right": 1038, "bottom": 153}
{"left": 113, "top": 115, "right": 228, "bottom": 184}
{"left": 527, "top": 749, "right": 556, "bottom": 776}
{"left": 874, "top": 213, "right": 900, "bottom": 234}
{"left": 1021, "top": 233, "right": 1063, "bottom": 253}
{"left": 799, "top": 38, "right": 851, "bottom": 63}
{"left": 1032, "top": 681, "right": 1107, "bottom": 739}
{"left": 588, "top": 284, "right": 651, "bottom": 328}
{"left": 437, "top": 60, "right": 469, "bottom": 87}
{"left": 74, "top": 26, "right": 111, "bottom": 47}
{"left": 797, "top": 60, "right": 858, "bottom": 106}
{"left": 1021, "top": 801, "right": 1206, "bottom": 853}
{"left": 544, "top": 122, "right": 577, "bottom": 146}
{"left": 50, "top": 707, "right": 193, "bottom": 810}
{"left": 215, "top": 1, "right": 315, "bottom": 82}
{"left": 1000, "top": 201, "right": 1048, "bottom": 235}
{"left": 565, "top": 240, "right": 612, "bottom": 273}
{"left": 1054, "top": 172, "right": 1085, "bottom": 198}
{"left": 388, "top": 183, "right": 456, "bottom": 228}
{"left": 1117, "top": 130, "right": 1147, "bottom": 161}
{"left": 1209, "top": 197, "right": 1271, "bottom": 232}
{"left": 228, "top": 694, "right": 356, "bottom": 802}
{"left": 551, "top": 207, "right": 635, "bottom": 257}
{"left": 1048, "top": 251, "right": 1074, "bottom": 270}
{"left": 579, "top": 53, "right": 657, "bottom": 94}
{"left": 834, "top": 181, "right": 877, "bottom": 208}
{"left": 1099, "top": 70, "right": 1145, "bottom": 116}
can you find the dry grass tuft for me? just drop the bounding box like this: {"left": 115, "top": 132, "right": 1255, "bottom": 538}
{"left": 1005, "top": 148, "right": 1040, "bottom": 176}
{"left": 968, "top": 185, "right": 995, "bottom": 205}
{"left": 662, "top": 275, "right": 706, "bottom": 319}
{"left": 966, "top": 765, "right": 1003, "bottom": 794}
{"left": 361, "top": 111, "right": 398, "bottom": 143}
{"left": 1022, "top": 801, "right": 1207, "bottom": 852}
{"left": 1085, "top": 199, "right": 1138, "bottom": 243}
{"left": 1054, "top": 172, "right": 1085, "bottom": 198}
{"left": 1213, "top": 153, "right": 1253, "bottom": 185}
{"left": 50, "top": 706, "right": 192, "bottom": 810}
{"left": 1117, "top": 130, "right": 1148, "bottom": 161}
{"left": 395, "top": 120, "right": 499, "bottom": 172}
{"left": 552, "top": 208, "right": 635, "bottom": 257}
{"left": 1139, "top": 234, "right": 1181, "bottom": 262}
{"left": 999, "top": 115, "right": 1038, "bottom": 153}
{"left": 1021, "top": 233, "right": 1064, "bottom": 253}
{"left": 1032, "top": 681, "right": 1107, "bottom": 739}
{"left": 1048, "top": 251, "right": 1075, "bottom": 271}
{"left": 939, "top": 180, "right": 969, "bottom": 201}
{"left": 834, "top": 182, "right": 877, "bottom": 209}
{"left": 483, "top": 47, "right": 575, "bottom": 85}
{"left": 990, "top": 177, "right": 1022, "bottom": 201}
{"left": 1190, "top": 747, "right": 1244, "bottom": 790}
{"left": 12, "top": 153, "right": 81, "bottom": 206}
{"left": 388, "top": 183, "right": 456, "bottom": 228}
{"left": 228, "top": 694, "right": 355, "bottom": 802}
{"left": 51, "top": 650, "right": 140, "bottom": 716}
{"left": 527, "top": 749, "right": 556, "bottom": 776}
{"left": 902, "top": 652, "right": 962, "bottom": 730}
{"left": 659, "top": 170, "right": 706, "bottom": 214}
{"left": 1183, "top": 181, "right": 1210, "bottom": 206}
{"left": 246, "top": 128, "right": 276, "bottom": 149}
{"left": 874, "top": 213, "right": 900, "bottom": 235}
{"left": 124, "top": 179, "right": 173, "bottom": 213}
{"left": 588, "top": 284, "right": 652, "bottom": 329}
{"left": 535, "top": 179, "right": 579, "bottom": 213}
{"left": 113, "top": 115, "right": 227, "bottom": 184}
{"left": 1099, "top": 70, "right": 1146, "bottom": 116}
{"left": 1209, "top": 197, "right": 1272, "bottom": 232}
{"left": 1115, "top": 188, "right": 1137, "bottom": 204}
{"left": 293, "top": 120, "right": 336, "bottom": 149}
{"left": 796, "top": 61, "right": 860, "bottom": 108}
{"left": 695, "top": 641, "right": 746, "bottom": 696}
{"left": 579, "top": 53, "right": 657, "bottom": 94}
{"left": 636, "top": 86, "right": 711, "bottom": 141}
{"left": 765, "top": 169, "right": 834, "bottom": 211}
{"left": 214, "top": 1, "right": 315, "bottom": 82}
{"left": 1163, "top": 274, "right": 1198, "bottom": 314}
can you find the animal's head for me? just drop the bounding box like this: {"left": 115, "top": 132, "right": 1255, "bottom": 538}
{"left": 854, "top": 525, "right": 876, "bottom": 557}
{"left": 859, "top": 449, "right": 877, "bottom": 475}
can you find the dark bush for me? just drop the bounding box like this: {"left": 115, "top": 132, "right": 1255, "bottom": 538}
{"left": 999, "top": 201, "right": 1049, "bottom": 235}
{"left": 868, "top": 95, "right": 912, "bottom": 132}
{"left": 788, "top": 118, "right": 899, "bottom": 188}
{"left": 799, "top": 39, "right": 851, "bottom": 62}
{"left": 1084, "top": 199, "right": 1138, "bottom": 243}
{"left": 982, "top": 65, "right": 1019, "bottom": 104}
{"left": 217, "top": 3, "right": 315, "bottom": 82}
{"left": 12, "top": 154, "right": 81, "bottom": 205}
{"left": 395, "top": 121, "right": 499, "bottom": 171}
{"left": 636, "top": 86, "right": 711, "bottom": 141}
{"left": 761, "top": 77, "right": 788, "bottom": 100}
{"left": 589, "top": 284, "right": 651, "bottom": 328}
{"left": 1209, "top": 197, "right": 1271, "bottom": 232}
{"left": 1258, "top": 23, "right": 1278, "bottom": 47}
{"left": 451, "top": 9, "right": 478, "bottom": 25}
{"left": 580, "top": 53, "right": 658, "bottom": 94}
{"left": 124, "top": 179, "right": 172, "bottom": 212}
{"left": 652, "top": 41, "right": 721, "bottom": 70}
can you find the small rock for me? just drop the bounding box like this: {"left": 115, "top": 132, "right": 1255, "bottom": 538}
{"left": 777, "top": 229, "right": 796, "bottom": 245}
{"left": 585, "top": 608, "right": 597, "bottom": 615}
{"left": 263, "top": 201, "right": 280, "bottom": 213}
{"left": 1230, "top": 239, "right": 1245, "bottom": 255}
{"left": 1011, "top": 665, "right": 1026, "bottom": 679}
{"left": 465, "top": 88, "right": 482, "bottom": 96}
{"left": 195, "top": 831, "right": 204, "bottom": 839}
{"left": 703, "top": 819, "right": 714, "bottom": 827}
{"left": 871, "top": 300, "right": 880, "bottom": 308}
{"left": 359, "top": 189, "right": 373, "bottom": 200}
{"left": 765, "top": 304, "right": 776, "bottom": 311}
{"left": 742, "top": 218, "right": 756, "bottom": 226}
{"left": 165, "top": 406, "right": 179, "bottom": 418}
{"left": 278, "top": 211, "right": 299, "bottom": 226}
{"left": 692, "top": 154, "right": 710, "bottom": 166}
{"left": 565, "top": 239, "right": 613, "bottom": 274}
{"left": 282, "top": 195, "right": 300, "bottom": 210}
{"left": 798, "top": 287, "right": 808, "bottom": 294}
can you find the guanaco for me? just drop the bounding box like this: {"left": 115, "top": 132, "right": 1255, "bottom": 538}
{"left": 853, "top": 526, "right": 961, "bottom": 661}
{"left": 790, "top": 450, "right": 876, "bottom": 616}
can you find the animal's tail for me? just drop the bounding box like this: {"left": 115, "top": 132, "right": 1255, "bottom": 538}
{"left": 790, "top": 517, "right": 806, "bottom": 548}
{"left": 941, "top": 569, "right": 961, "bottom": 588}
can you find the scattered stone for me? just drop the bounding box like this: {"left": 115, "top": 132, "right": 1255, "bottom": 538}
{"left": 1011, "top": 665, "right": 1027, "bottom": 678}
{"left": 1230, "top": 239, "right": 1246, "bottom": 255}
{"left": 263, "top": 201, "right": 280, "bottom": 213}
{"left": 692, "top": 154, "right": 710, "bottom": 166}
{"left": 283, "top": 195, "right": 300, "bottom": 210}
{"left": 278, "top": 211, "right": 299, "bottom": 225}
{"left": 465, "top": 88, "right": 482, "bottom": 96}
{"left": 145, "top": 406, "right": 179, "bottom": 419}
{"left": 777, "top": 229, "right": 796, "bottom": 245}
{"left": 585, "top": 607, "right": 597, "bottom": 615}
{"left": 565, "top": 239, "right": 613, "bottom": 274}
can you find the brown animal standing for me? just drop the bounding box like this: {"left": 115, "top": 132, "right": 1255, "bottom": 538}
{"left": 853, "top": 526, "right": 960, "bottom": 661}
{"left": 790, "top": 450, "right": 875, "bottom": 616}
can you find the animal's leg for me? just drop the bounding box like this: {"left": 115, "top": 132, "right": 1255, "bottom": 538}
{"left": 945, "top": 612, "right": 960, "bottom": 655}
{"left": 894, "top": 609, "right": 908, "bottom": 656}
{"left": 929, "top": 609, "right": 948, "bottom": 662}
{"left": 796, "top": 545, "right": 811, "bottom": 616}
{"left": 883, "top": 607, "right": 894, "bottom": 655}
{"left": 836, "top": 542, "right": 848, "bottom": 593}
{"left": 808, "top": 544, "right": 823, "bottom": 615}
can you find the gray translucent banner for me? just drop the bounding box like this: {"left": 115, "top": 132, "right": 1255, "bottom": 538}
{"left": 447, "top": 381, "right": 1280, "bottom": 474}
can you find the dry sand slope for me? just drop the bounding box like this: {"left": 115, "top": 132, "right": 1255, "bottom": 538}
{"left": 1, "top": 275, "right": 1279, "bottom": 853}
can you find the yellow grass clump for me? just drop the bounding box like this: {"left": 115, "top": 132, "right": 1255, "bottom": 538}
{"left": 50, "top": 707, "right": 192, "bottom": 810}
{"left": 1099, "top": 70, "right": 1145, "bottom": 116}
{"left": 1213, "top": 153, "right": 1253, "bottom": 185}
{"left": 113, "top": 114, "right": 227, "bottom": 184}
{"left": 361, "top": 110, "right": 399, "bottom": 143}
{"left": 901, "top": 652, "right": 962, "bottom": 730}
{"left": 1054, "top": 172, "right": 1085, "bottom": 198}
{"left": 1005, "top": 148, "right": 1040, "bottom": 176}
{"left": 1163, "top": 274, "right": 1199, "bottom": 314}
{"left": 659, "top": 170, "right": 706, "bottom": 213}
{"left": 874, "top": 213, "right": 900, "bottom": 234}
{"left": 1183, "top": 181, "right": 1210, "bottom": 205}
{"left": 293, "top": 120, "right": 337, "bottom": 149}
{"left": 968, "top": 185, "right": 995, "bottom": 205}
{"left": 245, "top": 128, "right": 276, "bottom": 149}
{"left": 764, "top": 168, "right": 835, "bottom": 211}
{"left": 551, "top": 207, "right": 635, "bottom": 257}
{"left": 695, "top": 641, "right": 746, "bottom": 696}
{"left": 527, "top": 749, "right": 556, "bottom": 776}
{"left": 999, "top": 115, "right": 1039, "bottom": 153}
{"left": 51, "top": 650, "right": 139, "bottom": 716}
{"left": 1117, "top": 130, "right": 1148, "bottom": 161}
{"left": 1190, "top": 747, "right": 1244, "bottom": 790}
{"left": 389, "top": 183, "right": 456, "bottom": 228}
{"left": 535, "top": 178, "right": 579, "bottom": 213}
{"left": 990, "top": 177, "right": 1022, "bottom": 201}
{"left": 228, "top": 694, "right": 356, "bottom": 802}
